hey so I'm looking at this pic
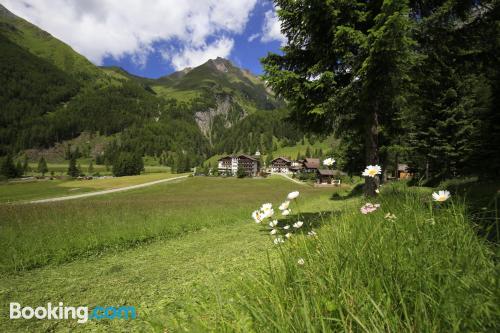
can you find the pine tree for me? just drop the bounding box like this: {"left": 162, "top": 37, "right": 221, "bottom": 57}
{"left": 67, "top": 156, "right": 79, "bottom": 177}
{"left": 22, "top": 155, "right": 29, "bottom": 173}
{"left": 1, "top": 154, "right": 20, "bottom": 178}
{"left": 37, "top": 157, "right": 48, "bottom": 177}
{"left": 263, "top": 0, "right": 417, "bottom": 196}
{"left": 88, "top": 160, "right": 95, "bottom": 175}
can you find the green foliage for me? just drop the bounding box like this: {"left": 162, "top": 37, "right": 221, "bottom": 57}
{"left": 112, "top": 152, "right": 144, "bottom": 177}
{"left": 36, "top": 157, "right": 48, "bottom": 177}
{"left": 236, "top": 166, "right": 247, "bottom": 178}
{"left": 0, "top": 154, "right": 20, "bottom": 178}
{"left": 67, "top": 155, "right": 80, "bottom": 178}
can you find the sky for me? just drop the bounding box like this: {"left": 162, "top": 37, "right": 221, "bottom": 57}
{"left": 1, "top": 0, "right": 286, "bottom": 78}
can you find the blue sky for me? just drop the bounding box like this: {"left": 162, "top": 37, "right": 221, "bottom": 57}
{"left": 2, "top": 0, "right": 285, "bottom": 78}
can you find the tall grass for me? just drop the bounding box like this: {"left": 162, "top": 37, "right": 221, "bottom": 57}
{"left": 209, "top": 186, "right": 499, "bottom": 332}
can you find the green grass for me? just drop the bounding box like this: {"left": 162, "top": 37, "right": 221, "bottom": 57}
{"left": 0, "top": 173, "right": 180, "bottom": 203}
{"left": 205, "top": 184, "right": 499, "bottom": 332}
{"left": 25, "top": 162, "right": 170, "bottom": 177}
{"left": 0, "top": 177, "right": 335, "bottom": 273}
{"left": 1, "top": 177, "right": 497, "bottom": 332}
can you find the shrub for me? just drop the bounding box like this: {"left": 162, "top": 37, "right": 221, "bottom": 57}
{"left": 112, "top": 152, "right": 144, "bottom": 177}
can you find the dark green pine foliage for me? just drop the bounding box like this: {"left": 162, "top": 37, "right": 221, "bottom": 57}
{"left": 112, "top": 152, "right": 144, "bottom": 177}
{"left": 67, "top": 155, "right": 80, "bottom": 178}
{"left": 405, "top": 0, "right": 498, "bottom": 182}
{"left": 262, "top": 0, "right": 416, "bottom": 195}
{"left": 0, "top": 154, "right": 21, "bottom": 178}
{"left": 37, "top": 157, "right": 48, "bottom": 177}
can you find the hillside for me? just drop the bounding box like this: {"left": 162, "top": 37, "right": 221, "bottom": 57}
{"left": 0, "top": 3, "right": 308, "bottom": 174}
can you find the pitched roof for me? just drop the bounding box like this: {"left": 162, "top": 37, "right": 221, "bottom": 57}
{"left": 271, "top": 157, "right": 292, "bottom": 163}
{"left": 303, "top": 158, "right": 320, "bottom": 169}
{"left": 398, "top": 163, "right": 409, "bottom": 171}
{"left": 318, "top": 169, "right": 335, "bottom": 176}
{"left": 238, "top": 154, "right": 258, "bottom": 161}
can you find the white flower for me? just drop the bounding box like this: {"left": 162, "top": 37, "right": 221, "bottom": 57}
{"left": 261, "top": 208, "right": 274, "bottom": 219}
{"left": 375, "top": 188, "right": 380, "bottom": 194}
{"left": 273, "top": 237, "right": 284, "bottom": 245}
{"left": 279, "top": 201, "right": 290, "bottom": 211}
{"left": 293, "top": 221, "right": 304, "bottom": 228}
{"left": 287, "top": 191, "right": 300, "bottom": 200}
{"left": 307, "top": 230, "right": 317, "bottom": 237}
{"left": 283, "top": 225, "right": 290, "bottom": 230}
{"left": 261, "top": 203, "right": 273, "bottom": 211}
{"left": 384, "top": 213, "right": 397, "bottom": 221}
{"left": 432, "top": 190, "right": 451, "bottom": 202}
{"left": 252, "top": 210, "right": 263, "bottom": 223}
{"left": 270, "top": 229, "right": 277, "bottom": 235}
{"left": 285, "top": 233, "right": 292, "bottom": 239}
{"left": 323, "top": 157, "right": 335, "bottom": 166}
{"left": 282, "top": 209, "right": 291, "bottom": 216}
{"left": 269, "top": 220, "right": 278, "bottom": 227}
{"left": 362, "top": 165, "right": 382, "bottom": 178}
{"left": 297, "top": 258, "right": 305, "bottom": 265}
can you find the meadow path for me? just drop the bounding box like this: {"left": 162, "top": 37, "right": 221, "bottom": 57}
{"left": 28, "top": 175, "right": 189, "bottom": 204}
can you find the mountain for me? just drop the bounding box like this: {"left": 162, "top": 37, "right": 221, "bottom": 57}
{"left": 0, "top": 4, "right": 303, "bottom": 173}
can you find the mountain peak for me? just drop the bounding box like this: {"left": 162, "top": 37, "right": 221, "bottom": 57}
{"left": 206, "top": 57, "right": 233, "bottom": 73}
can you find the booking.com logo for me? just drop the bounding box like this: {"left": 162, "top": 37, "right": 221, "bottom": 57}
{"left": 9, "top": 302, "right": 137, "bottom": 324}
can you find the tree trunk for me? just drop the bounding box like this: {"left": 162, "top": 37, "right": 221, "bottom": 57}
{"left": 364, "top": 109, "right": 379, "bottom": 197}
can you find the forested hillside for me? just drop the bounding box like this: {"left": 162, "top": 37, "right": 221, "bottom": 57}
{"left": 0, "top": 4, "right": 304, "bottom": 175}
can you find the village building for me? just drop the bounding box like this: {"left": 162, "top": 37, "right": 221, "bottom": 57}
{"left": 218, "top": 154, "right": 260, "bottom": 177}
{"left": 302, "top": 158, "right": 320, "bottom": 172}
{"left": 317, "top": 169, "right": 335, "bottom": 184}
{"left": 270, "top": 157, "right": 292, "bottom": 174}
{"left": 396, "top": 163, "right": 413, "bottom": 179}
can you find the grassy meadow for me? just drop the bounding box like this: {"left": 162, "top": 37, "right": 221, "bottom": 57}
{"left": 0, "top": 172, "right": 181, "bottom": 203}
{"left": 0, "top": 175, "right": 498, "bottom": 332}
{"left": 0, "top": 176, "right": 341, "bottom": 331}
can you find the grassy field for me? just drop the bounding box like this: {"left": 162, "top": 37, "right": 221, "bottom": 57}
{"left": 0, "top": 173, "right": 182, "bottom": 203}
{"left": 0, "top": 176, "right": 497, "bottom": 332}
{"left": 0, "top": 176, "right": 340, "bottom": 332}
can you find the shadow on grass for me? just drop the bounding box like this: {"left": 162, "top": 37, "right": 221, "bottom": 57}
{"left": 442, "top": 179, "right": 500, "bottom": 243}
{"left": 330, "top": 183, "right": 364, "bottom": 201}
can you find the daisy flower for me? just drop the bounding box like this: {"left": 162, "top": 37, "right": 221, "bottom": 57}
{"left": 279, "top": 201, "right": 290, "bottom": 211}
{"left": 360, "top": 203, "right": 380, "bottom": 214}
{"left": 297, "top": 258, "right": 305, "bottom": 265}
{"left": 270, "top": 229, "right": 277, "bottom": 235}
{"left": 307, "top": 230, "right": 317, "bottom": 237}
{"left": 273, "top": 237, "right": 284, "bottom": 245}
{"left": 285, "top": 233, "right": 292, "bottom": 239}
{"left": 287, "top": 191, "right": 300, "bottom": 200}
{"left": 282, "top": 209, "right": 291, "bottom": 216}
{"left": 252, "top": 210, "right": 263, "bottom": 223}
{"left": 293, "top": 221, "right": 303, "bottom": 228}
{"left": 362, "top": 165, "right": 382, "bottom": 178}
{"left": 283, "top": 225, "right": 290, "bottom": 230}
{"left": 269, "top": 220, "right": 278, "bottom": 227}
{"left": 432, "top": 190, "right": 451, "bottom": 202}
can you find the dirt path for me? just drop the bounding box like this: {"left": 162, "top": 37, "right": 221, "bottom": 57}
{"left": 276, "top": 173, "right": 308, "bottom": 186}
{"left": 28, "top": 175, "right": 189, "bottom": 204}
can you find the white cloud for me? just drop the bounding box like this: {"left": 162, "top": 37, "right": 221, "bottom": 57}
{"left": 261, "top": 9, "right": 286, "bottom": 45}
{"left": 1, "top": 0, "right": 258, "bottom": 68}
{"left": 248, "top": 33, "right": 260, "bottom": 42}
{"left": 166, "top": 37, "right": 234, "bottom": 70}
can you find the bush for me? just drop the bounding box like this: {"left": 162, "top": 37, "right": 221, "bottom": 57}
{"left": 112, "top": 152, "right": 144, "bottom": 177}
